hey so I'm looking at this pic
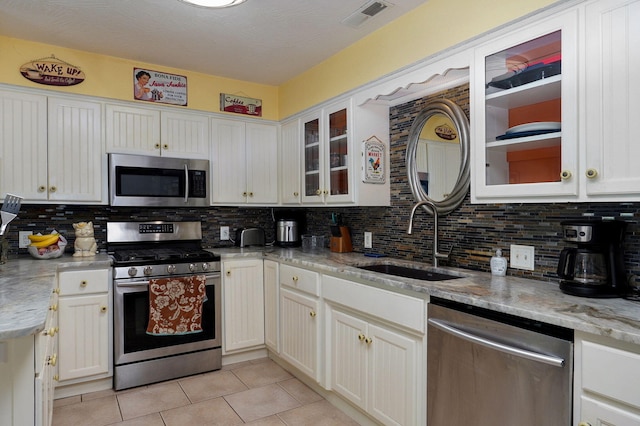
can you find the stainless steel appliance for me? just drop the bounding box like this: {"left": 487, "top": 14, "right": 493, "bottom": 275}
{"left": 108, "top": 153, "right": 209, "bottom": 207}
{"left": 275, "top": 219, "right": 300, "bottom": 247}
{"left": 427, "top": 297, "right": 573, "bottom": 426}
{"left": 108, "top": 221, "right": 221, "bottom": 390}
{"left": 557, "top": 219, "right": 628, "bottom": 297}
{"left": 234, "top": 227, "right": 265, "bottom": 247}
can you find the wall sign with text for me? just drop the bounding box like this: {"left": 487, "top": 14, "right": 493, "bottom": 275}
{"left": 133, "top": 68, "right": 187, "bottom": 106}
{"left": 20, "top": 55, "right": 85, "bottom": 86}
{"left": 220, "top": 93, "right": 262, "bottom": 117}
{"left": 362, "top": 137, "right": 386, "bottom": 184}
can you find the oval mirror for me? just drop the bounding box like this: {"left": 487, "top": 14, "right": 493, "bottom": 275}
{"left": 406, "top": 98, "right": 470, "bottom": 216}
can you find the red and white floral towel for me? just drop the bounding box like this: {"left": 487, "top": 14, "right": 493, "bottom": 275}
{"left": 146, "top": 275, "right": 206, "bottom": 335}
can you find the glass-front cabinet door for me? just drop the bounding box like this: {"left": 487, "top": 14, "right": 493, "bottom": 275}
{"left": 302, "top": 101, "right": 352, "bottom": 204}
{"left": 471, "top": 9, "right": 579, "bottom": 203}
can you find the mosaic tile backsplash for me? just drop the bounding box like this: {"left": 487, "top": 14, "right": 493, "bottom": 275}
{"left": 3, "top": 84, "right": 639, "bottom": 286}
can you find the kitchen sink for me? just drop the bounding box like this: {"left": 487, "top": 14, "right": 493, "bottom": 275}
{"left": 356, "top": 264, "right": 462, "bottom": 281}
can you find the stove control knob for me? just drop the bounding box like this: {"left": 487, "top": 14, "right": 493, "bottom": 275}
{"left": 127, "top": 267, "right": 138, "bottom": 277}
{"left": 167, "top": 264, "right": 177, "bottom": 274}
{"left": 143, "top": 266, "right": 153, "bottom": 276}
{"left": 202, "top": 262, "right": 209, "bottom": 272}
{"left": 189, "top": 263, "right": 196, "bottom": 272}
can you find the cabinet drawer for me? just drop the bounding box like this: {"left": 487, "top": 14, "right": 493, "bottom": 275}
{"left": 280, "top": 264, "right": 319, "bottom": 296}
{"left": 58, "top": 269, "right": 109, "bottom": 295}
{"left": 323, "top": 275, "right": 425, "bottom": 333}
{"left": 582, "top": 340, "right": 640, "bottom": 409}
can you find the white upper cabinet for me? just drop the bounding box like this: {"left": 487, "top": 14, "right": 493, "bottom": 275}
{"left": 211, "top": 118, "right": 278, "bottom": 205}
{"left": 583, "top": 0, "right": 640, "bottom": 200}
{"left": 0, "top": 90, "right": 103, "bottom": 203}
{"left": 471, "top": 9, "right": 580, "bottom": 203}
{"left": 106, "top": 104, "right": 209, "bottom": 159}
{"left": 280, "top": 119, "right": 301, "bottom": 204}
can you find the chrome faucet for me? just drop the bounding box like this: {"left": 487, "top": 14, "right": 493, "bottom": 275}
{"left": 407, "top": 199, "right": 450, "bottom": 268}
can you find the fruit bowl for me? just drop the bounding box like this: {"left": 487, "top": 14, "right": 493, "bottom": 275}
{"left": 28, "top": 235, "right": 68, "bottom": 259}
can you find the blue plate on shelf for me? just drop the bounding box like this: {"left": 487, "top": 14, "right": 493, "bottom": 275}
{"left": 495, "top": 129, "right": 560, "bottom": 140}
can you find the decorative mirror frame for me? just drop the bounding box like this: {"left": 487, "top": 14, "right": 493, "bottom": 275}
{"left": 406, "top": 98, "right": 470, "bottom": 216}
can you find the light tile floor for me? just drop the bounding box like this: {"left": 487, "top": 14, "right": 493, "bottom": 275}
{"left": 52, "top": 357, "right": 362, "bottom": 425}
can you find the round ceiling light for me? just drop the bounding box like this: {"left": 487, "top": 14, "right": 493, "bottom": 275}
{"left": 179, "top": 0, "right": 246, "bottom": 7}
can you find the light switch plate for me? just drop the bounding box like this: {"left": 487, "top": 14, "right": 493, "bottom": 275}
{"left": 364, "top": 232, "right": 372, "bottom": 249}
{"left": 19, "top": 231, "right": 33, "bottom": 248}
{"left": 220, "top": 226, "right": 230, "bottom": 241}
{"left": 510, "top": 244, "right": 535, "bottom": 270}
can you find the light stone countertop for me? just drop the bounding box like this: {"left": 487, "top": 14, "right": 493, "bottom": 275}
{"left": 3, "top": 247, "right": 640, "bottom": 346}
{"left": 222, "top": 246, "right": 640, "bottom": 346}
{"left": 0, "top": 254, "right": 112, "bottom": 340}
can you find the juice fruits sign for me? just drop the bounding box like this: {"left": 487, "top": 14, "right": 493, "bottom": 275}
{"left": 20, "top": 56, "right": 85, "bottom": 86}
{"left": 134, "top": 68, "right": 187, "bottom": 106}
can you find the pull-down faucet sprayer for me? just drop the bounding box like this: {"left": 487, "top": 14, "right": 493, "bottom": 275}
{"left": 407, "top": 199, "right": 450, "bottom": 268}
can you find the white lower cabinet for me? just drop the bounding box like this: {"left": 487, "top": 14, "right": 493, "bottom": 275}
{"left": 323, "top": 275, "right": 424, "bottom": 426}
{"left": 328, "top": 307, "right": 418, "bottom": 426}
{"left": 263, "top": 260, "right": 279, "bottom": 352}
{"left": 56, "top": 268, "right": 111, "bottom": 386}
{"left": 222, "top": 258, "right": 265, "bottom": 353}
{"left": 575, "top": 331, "right": 640, "bottom": 425}
{"left": 279, "top": 265, "right": 322, "bottom": 383}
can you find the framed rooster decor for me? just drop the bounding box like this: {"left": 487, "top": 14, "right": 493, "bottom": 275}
{"left": 362, "top": 136, "right": 385, "bottom": 184}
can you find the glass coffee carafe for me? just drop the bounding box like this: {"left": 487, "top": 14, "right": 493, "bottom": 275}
{"left": 563, "top": 249, "right": 608, "bottom": 285}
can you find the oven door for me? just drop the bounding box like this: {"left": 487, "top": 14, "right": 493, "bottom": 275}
{"left": 114, "top": 272, "right": 221, "bottom": 366}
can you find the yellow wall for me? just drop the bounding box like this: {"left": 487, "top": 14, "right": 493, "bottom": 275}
{"left": 278, "top": 0, "right": 557, "bottom": 118}
{"left": 1, "top": 0, "right": 557, "bottom": 121}
{"left": 0, "top": 36, "right": 280, "bottom": 121}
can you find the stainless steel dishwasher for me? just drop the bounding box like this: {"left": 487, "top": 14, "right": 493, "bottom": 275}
{"left": 427, "top": 297, "right": 573, "bottom": 426}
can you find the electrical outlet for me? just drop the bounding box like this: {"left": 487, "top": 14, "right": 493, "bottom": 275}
{"left": 19, "top": 231, "right": 33, "bottom": 248}
{"left": 220, "top": 226, "right": 230, "bottom": 241}
{"left": 364, "top": 232, "right": 372, "bottom": 249}
{"left": 510, "top": 244, "right": 535, "bottom": 271}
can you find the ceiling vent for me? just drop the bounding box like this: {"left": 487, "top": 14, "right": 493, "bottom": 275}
{"left": 341, "top": 0, "right": 393, "bottom": 28}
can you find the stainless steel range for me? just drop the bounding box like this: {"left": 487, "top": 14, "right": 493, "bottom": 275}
{"left": 108, "top": 221, "right": 221, "bottom": 390}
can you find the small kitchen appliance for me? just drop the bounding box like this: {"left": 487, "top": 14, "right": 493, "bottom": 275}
{"left": 557, "top": 219, "right": 627, "bottom": 298}
{"left": 330, "top": 226, "right": 353, "bottom": 253}
{"left": 234, "top": 227, "right": 265, "bottom": 247}
{"left": 275, "top": 219, "right": 300, "bottom": 247}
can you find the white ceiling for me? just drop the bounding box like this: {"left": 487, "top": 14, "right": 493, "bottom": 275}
{"left": 0, "top": 0, "right": 427, "bottom": 86}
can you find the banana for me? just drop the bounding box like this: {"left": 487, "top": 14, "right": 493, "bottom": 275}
{"left": 30, "top": 235, "right": 60, "bottom": 248}
{"left": 28, "top": 234, "right": 54, "bottom": 242}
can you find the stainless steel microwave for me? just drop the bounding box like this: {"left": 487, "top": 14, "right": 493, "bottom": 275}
{"left": 108, "top": 153, "right": 209, "bottom": 207}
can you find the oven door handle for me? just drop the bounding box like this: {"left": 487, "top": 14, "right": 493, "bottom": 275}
{"left": 184, "top": 164, "right": 189, "bottom": 204}
{"left": 117, "top": 273, "right": 221, "bottom": 288}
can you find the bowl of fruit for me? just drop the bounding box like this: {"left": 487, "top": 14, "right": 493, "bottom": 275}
{"left": 27, "top": 231, "right": 67, "bottom": 259}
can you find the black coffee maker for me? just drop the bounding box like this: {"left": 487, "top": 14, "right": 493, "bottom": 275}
{"left": 557, "top": 219, "right": 627, "bottom": 298}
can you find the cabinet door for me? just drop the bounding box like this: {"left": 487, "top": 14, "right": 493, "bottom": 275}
{"left": 105, "top": 104, "right": 161, "bottom": 156}
{"left": 223, "top": 259, "right": 265, "bottom": 353}
{"left": 246, "top": 122, "right": 278, "bottom": 204}
{"left": 160, "top": 111, "right": 210, "bottom": 159}
{"left": 301, "top": 112, "right": 323, "bottom": 203}
{"left": 325, "top": 102, "right": 352, "bottom": 204}
{"left": 471, "top": 10, "right": 579, "bottom": 202}
{"left": 584, "top": 0, "right": 640, "bottom": 199}
{"left": 264, "top": 260, "right": 279, "bottom": 352}
{"left": 280, "top": 119, "right": 301, "bottom": 204}
{"left": 368, "top": 323, "right": 418, "bottom": 426}
{"left": 47, "top": 97, "right": 103, "bottom": 202}
{"left": 330, "top": 308, "right": 367, "bottom": 408}
{"left": 211, "top": 118, "right": 246, "bottom": 204}
{"left": 57, "top": 293, "right": 110, "bottom": 381}
{"left": 581, "top": 395, "right": 640, "bottom": 426}
{"left": 280, "top": 288, "right": 320, "bottom": 380}
{"left": 0, "top": 90, "right": 47, "bottom": 200}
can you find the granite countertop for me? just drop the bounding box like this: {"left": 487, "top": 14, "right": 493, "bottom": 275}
{"left": 0, "top": 254, "right": 112, "bottom": 340}
{"left": 250, "top": 247, "right": 640, "bottom": 345}
{"left": 3, "top": 247, "right": 640, "bottom": 347}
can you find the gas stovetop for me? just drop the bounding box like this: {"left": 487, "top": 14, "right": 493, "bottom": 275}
{"left": 107, "top": 221, "right": 220, "bottom": 279}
